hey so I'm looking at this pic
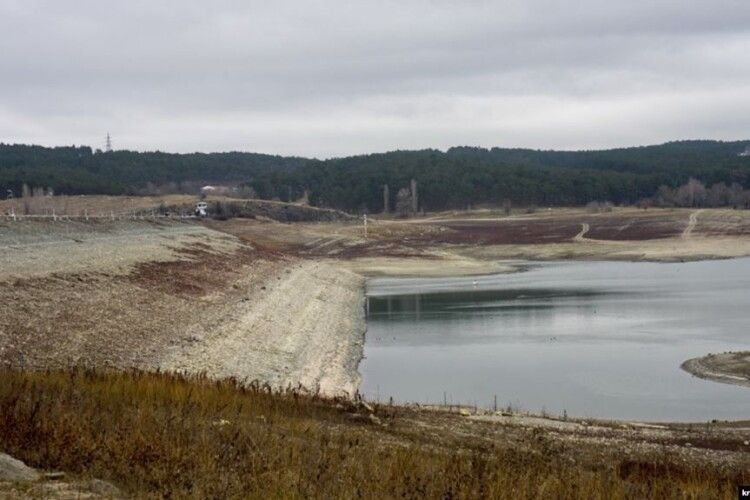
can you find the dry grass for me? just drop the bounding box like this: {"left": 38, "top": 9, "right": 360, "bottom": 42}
{"left": 0, "top": 369, "right": 745, "bottom": 499}
{"left": 0, "top": 195, "right": 198, "bottom": 217}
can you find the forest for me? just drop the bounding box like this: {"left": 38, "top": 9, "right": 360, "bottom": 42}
{"left": 2, "top": 140, "right": 750, "bottom": 211}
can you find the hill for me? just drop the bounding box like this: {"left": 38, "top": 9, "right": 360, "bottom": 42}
{"left": 3, "top": 140, "right": 750, "bottom": 211}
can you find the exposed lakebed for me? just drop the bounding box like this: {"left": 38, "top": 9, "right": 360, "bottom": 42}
{"left": 361, "top": 259, "right": 750, "bottom": 422}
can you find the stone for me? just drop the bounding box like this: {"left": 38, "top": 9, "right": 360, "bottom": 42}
{"left": 0, "top": 453, "right": 40, "bottom": 482}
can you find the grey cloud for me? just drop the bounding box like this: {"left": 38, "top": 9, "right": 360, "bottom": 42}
{"left": 1, "top": 0, "right": 749, "bottom": 156}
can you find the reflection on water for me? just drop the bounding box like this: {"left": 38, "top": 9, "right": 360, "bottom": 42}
{"left": 360, "top": 259, "right": 750, "bottom": 422}
{"left": 368, "top": 288, "right": 620, "bottom": 319}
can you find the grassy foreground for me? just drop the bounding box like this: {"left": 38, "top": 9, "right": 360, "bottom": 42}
{"left": 0, "top": 369, "right": 744, "bottom": 499}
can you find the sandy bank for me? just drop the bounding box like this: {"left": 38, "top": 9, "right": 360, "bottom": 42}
{"left": 162, "top": 260, "right": 366, "bottom": 397}
{"left": 340, "top": 254, "right": 522, "bottom": 278}
{"left": 463, "top": 236, "right": 750, "bottom": 263}
{"left": 681, "top": 352, "right": 750, "bottom": 389}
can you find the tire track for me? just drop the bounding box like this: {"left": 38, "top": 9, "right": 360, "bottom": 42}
{"left": 682, "top": 210, "right": 703, "bottom": 239}
{"left": 573, "top": 223, "right": 590, "bottom": 242}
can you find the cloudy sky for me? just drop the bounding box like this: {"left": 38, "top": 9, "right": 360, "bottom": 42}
{"left": 1, "top": 0, "right": 750, "bottom": 158}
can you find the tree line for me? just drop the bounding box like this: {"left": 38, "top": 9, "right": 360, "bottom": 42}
{"left": 647, "top": 178, "right": 750, "bottom": 208}
{"left": 2, "top": 140, "right": 750, "bottom": 211}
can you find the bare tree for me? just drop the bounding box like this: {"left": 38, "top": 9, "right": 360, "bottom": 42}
{"left": 395, "top": 188, "right": 413, "bottom": 218}
{"left": 235, "top": 185, "right": 257, "bottom": 199}
{"left": 707, "top": 182, "right": 730, "bottom": 207}
{"left": 643, "top": 179, "right": 749, "bottom": 209}
{"left": 410, "top": 179, "right": 418, "bottom": 215}
{"left": 502, "top": 199, "right": 512, "bottom": 215}
{"left": 655, "top": 185, "right": 675, "bottom": 207}
{"left": 676, "top": 178, "right": 707, "bottom": 207}
{"left": 586, "top": 201, "right": 614, "bottom": 213}
{"left": 728, "top": 183, "right": 745, "bottom": 208}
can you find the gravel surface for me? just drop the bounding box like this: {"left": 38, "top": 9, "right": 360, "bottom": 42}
{"left": 162, "top": 260, "right": 366, "bottom": 397}
{"left": 0, "top": 219, "right": 238, "bottom": 280}
{"left": 1, "top": 220, "right": 368, "bottom": 398}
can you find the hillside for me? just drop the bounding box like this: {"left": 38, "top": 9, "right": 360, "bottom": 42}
{"left": 0, "top": 144, "right": 306, "bottom": 196}
{"left": 3, "top": 140, "right": 750, "bottom": 211}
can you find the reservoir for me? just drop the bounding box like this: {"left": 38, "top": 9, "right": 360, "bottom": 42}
{"left": 361, "top": 259, "right": 750, "bottom": 422}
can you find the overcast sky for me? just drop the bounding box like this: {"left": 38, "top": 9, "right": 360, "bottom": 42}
{"left": 1, "top": 0, "right": 750, "bottom": 158}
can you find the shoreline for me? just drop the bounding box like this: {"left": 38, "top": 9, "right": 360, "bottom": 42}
{"left": 356, "top": 255, "right": 750, "bottom": 423}
{"left": 681, "top": 352, "right": 750, "bottom": 389}
{"left": 4, "top": 216, "right": 750, "bottom": 421}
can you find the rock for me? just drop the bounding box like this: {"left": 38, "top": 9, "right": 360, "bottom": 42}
{"left": 368, "top": 414, "right": 382, "bottom": 426}
{"left": 0, "top": 453, "right": 40, "bottom": 482}
{"left": 85, "top": 478, "right": 123, "bottom": 497}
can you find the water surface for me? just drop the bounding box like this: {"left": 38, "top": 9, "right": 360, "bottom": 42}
{"left": 361, "top": 259, "right": 750, "bottom": 421}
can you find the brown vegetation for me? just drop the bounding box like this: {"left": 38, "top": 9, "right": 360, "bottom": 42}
{"left": 1, "top": 369, "right": 747, "bottom": 499}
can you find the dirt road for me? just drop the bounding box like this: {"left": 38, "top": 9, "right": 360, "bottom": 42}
{"left": 573, "top": 223, "right": 590, "bottom": 242}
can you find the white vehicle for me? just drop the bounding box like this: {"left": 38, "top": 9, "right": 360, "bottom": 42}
{"left": 195, "top": 201, "right": 208, "bottom": 217}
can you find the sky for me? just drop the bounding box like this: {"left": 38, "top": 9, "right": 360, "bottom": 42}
{"left": 1, "top": 0, "right": 750, "bottom": 158}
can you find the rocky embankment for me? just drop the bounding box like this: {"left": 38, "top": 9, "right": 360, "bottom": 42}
{"left": 162, "top": 260, "right": 366, "bottom": 397}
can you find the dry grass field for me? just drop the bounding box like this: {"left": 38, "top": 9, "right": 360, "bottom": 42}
{"left": 1, "top": 369, "right": 748, "bottom": 499}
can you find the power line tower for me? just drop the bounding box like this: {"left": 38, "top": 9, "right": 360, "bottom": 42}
{"left": 105, "top": 132, "right": 113, "bottom": 153}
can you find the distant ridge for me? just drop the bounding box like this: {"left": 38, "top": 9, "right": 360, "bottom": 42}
{"left": 2, "top": 140, "right": 749, "bottom": 210}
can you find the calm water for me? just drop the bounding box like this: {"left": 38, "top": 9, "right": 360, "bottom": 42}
{"left": 361, "top": 259, "right": 750, "bottom": 422}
